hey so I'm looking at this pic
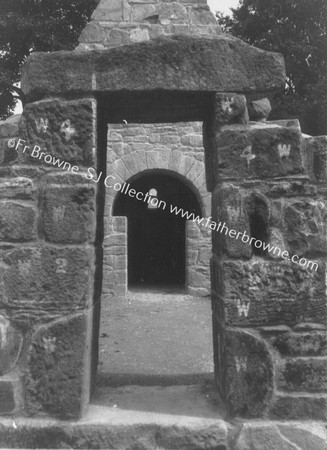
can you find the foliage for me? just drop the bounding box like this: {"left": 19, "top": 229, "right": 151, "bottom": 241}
{"left": 0, "top": 0, "right": 98, "bottom": 119}
{"left": 217, "top": 0, "right": 327, "bottom": 134}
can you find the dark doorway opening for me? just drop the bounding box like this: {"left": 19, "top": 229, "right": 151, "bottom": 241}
{"left": 113, "top": 171, "right": 202, "bottom": 288}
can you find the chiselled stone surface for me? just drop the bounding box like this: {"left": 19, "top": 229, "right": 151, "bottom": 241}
{"left": 0, "top": 315, "right": 23, "bottom": 375}
{"left": 266, "top": 330, "right": 327, "bottom": 357}
{"left": 1, "top": 246, "right": 95, "bottom": 324}
{"left": 21, "top": 35, "right": 285, "bottom": 100}
{"left": 270, "top": 392, "right": 327, "bottom": 420}
{"left": 213, "top": 260, "right": 325, "bottom": 327}
{"left": 0, "top": 177, "right": 36, "bottom": 200}
{"left": 210, "top": 123, "right": 304, "bottom": 183}
{"left": 25, "top": 313, "right": 90, "bottom": 419}
{"left": 0, "top": 202, "right": 37, "bottom": 242}
{"left": 223, "top": 329, "right": 274, "bottom": 417}
{"left": 283, "top": 198, "right": 327, "bottom": 256}
{"left": 41, "top": 184, "right": 96, "bottom": 244}
{"left": 19, "top": 99, "right": 95, "bottom": 167}
{"left": 279, "top": 357, "right": 327, "bottom": 392}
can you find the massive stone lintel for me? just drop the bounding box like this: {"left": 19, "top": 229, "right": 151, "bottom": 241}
{"left": 22, "top": 35, "right": 285, "bottom": 103}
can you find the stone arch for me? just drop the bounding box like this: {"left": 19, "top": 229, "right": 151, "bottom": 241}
{"left": 105, "top": 122, "right": 211, "bottom": 218}
{"left": 103, "top": 123, "right": 213, "bottom": 296}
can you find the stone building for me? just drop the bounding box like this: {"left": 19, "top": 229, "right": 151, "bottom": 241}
{"left": 0, "top": 0, "right": 326, "bottom": 448}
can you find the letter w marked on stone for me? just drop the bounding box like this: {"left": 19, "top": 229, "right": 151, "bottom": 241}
{"left": 234, "top": 356, "right": 248, "bottom": 372}
{"left": 236, "top": 299, "right": 250, "bottom": 317}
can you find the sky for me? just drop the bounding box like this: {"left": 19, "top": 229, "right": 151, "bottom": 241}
{"left": 207, "top": 0, "right": 240, "bottom": 15}
{"left": 13, "top": 0, "right": 240, "bottom": 115}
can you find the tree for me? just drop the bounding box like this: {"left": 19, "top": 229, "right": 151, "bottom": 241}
{"left": 217, "top": 0, "right": 327, "bottom": 135}
{"left": 0, "top": 0, "right": 98, "bottom": 119}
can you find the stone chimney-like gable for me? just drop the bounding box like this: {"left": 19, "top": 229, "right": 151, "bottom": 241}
{"left": 77, "top": 0, "right": 221, "bottom": 50}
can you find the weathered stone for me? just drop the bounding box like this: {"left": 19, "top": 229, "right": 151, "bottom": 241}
{"left": 0, "top": 202, "right": 37, "bottom": 242}
{"left": 214, "top": 93, "right": 249, "bottom": 126}
{"left": 224, "top": 329, "right": 274, "bottom": 417}
{"left": 279, "top": 358, "right": 327, "bottom": 392}
{"left": 214, "top": 260, "right": 326, "bottom": 326}
{"left": 248, "top": 97, "right": 272, "bottom": 121}
{"left": 2, "top": 246, "right": 94, "bottom": 324}
{"left": 25, "top": 313, "right": 90, "bottom": 419}
{"left": 212, "top": 123, "right": 304, "bottom": 182}
{"left": 0, "top": 379, "right": 16, "bottom": 415}
{"left": 267, "top": 331, "right": 327, "bottom": 357}
{"left": 283, "top": 198, "right": 327, "bottom": 256}
{"left": 212, "top": 184, "right": 252, "bottom": 259}
{"left": 22, "top": 35, "right": 285, "bottom": 101}
{"left": 157, "top": 2, "right": 188, "bottom": 23}
{"left": 0, "top": 411, "right": 228, "bottom": 449}
{"left": 41, "top": 184, "right": 96, "bottom": 244}
{"left": 0, "top": 177, "right": 36, "bottom": 200}
{"left": 270, "top": 392, "right": 327, "bottom": 420}
{"left": 19, "top": 98, "right": 95, "bottom": 167}
{"left": 0, "top": 315, "right": 23, "bottom": 375}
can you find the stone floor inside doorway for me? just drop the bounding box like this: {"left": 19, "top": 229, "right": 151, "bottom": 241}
{"left": 92, "top": 287, "right": 227, "bottom": 420}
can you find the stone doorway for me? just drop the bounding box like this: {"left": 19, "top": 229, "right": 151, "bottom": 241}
{"left": 113, "top": 171, "right": 202, "bottom": 289}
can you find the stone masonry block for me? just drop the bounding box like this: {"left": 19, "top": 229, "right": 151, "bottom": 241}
{"left": 283, "top": 198, "right": 327, "bottom": 256}
{"left": 112, "top": 216, "right": 127, "bottom": 233}
{"left": 19, "top": 98, "right": 95, "bottom": 167}
{"left": 2, "top": 246, "right": 94, "bottom": 324}
{"left": 41, "top": 184, "right": 96, "bottom": 244}
{"left": 25, "top": 313, "right": 91, "bottom": 419}
{"left": 0, "top": 378, "right": 16, "bottom": 415}
{"left": 270, "top": 392, "right": 327, "bottom": 421}
{"left": 224, "top": 328, "right": 274, "bottom": 417}
{"left": 214, "top": 93, "right": 249, "bottom": 126}
{"left": 211, "top": 123, "right": 304, "bottom": 183}
{"left": 0, "top": 202, "right": 37, "bottom": 242}
{"left": 211, "top": 183, "right": 252, "bottom": 258}
{"left": 21, "top": 35, "right": 285, "bottom": 98}
{"left": 267, "top": 331, "right": 327, "bottom": 357}
{"left": 278, "top": 357, "right": 327, "bottom": 392}
{"left": 0, "top": 315, "right": 23, "bottom": 376}
{"left": 0, "top": 177, "right": 37, "bottom": 201}
{"left": 213, "top": 260, "right": 326, "bottom": 327}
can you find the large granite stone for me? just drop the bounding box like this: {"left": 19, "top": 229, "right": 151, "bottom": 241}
{"left": 21, "top": 35, "right": 285, "bottom": 101}
{"left": 224, "top": 329, "right": 274, "bottom": 417}
{"left": 25, "top": 313, "right": 91, "bottom": 419}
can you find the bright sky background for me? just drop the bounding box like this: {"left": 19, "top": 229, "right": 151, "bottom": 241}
{"left": 13, "top": 0, "right": 240, "bottom": 115}
{"left": 207, "top": 0, "right": 240, "bottom": 15}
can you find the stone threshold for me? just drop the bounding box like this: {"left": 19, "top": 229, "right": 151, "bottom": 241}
{"left": 0, "top": 406, "right": 326, "bottom": 449}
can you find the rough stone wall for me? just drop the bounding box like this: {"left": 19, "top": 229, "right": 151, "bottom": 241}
{"left": 0, "top": 99, "right": 97, "bottom": 419}
{"left": 104, "top": 122, "right": 211, "bottom": 296}
{"left": 206, "top": 94, "right": 327, "bottom": 419}
{"left": 78, "top": 0, "right": 220, "bottom": 50}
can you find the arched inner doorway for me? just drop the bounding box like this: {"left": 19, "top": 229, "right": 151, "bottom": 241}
{"left": 113, "top": 171, "right": 202, "bottom": 289}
